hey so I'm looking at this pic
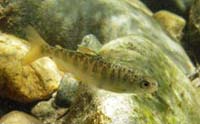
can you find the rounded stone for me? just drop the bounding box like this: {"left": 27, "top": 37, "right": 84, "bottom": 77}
{"left": 153, "top": 10, "right": 186, "bottom": 41}
{"left": 55, "top": 73, "right": 80, "bottom": 107}
{"left": 0, "top": 111, "right": 43, "bottom": 124}
{"left": 0, "top": 32, "right": 62, "bottom": 103}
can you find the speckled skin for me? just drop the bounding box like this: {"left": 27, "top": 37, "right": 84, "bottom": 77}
{"left": 36, "top": 43, "right": 158, "bottom": 93}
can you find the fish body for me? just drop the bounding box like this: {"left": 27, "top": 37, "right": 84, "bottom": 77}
{"left": 23, "top": 27, "right": 158, "bottom": 94}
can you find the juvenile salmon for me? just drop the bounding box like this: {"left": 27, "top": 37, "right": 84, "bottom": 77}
{"left": 22, "top": 27, "right": 158, "bottom": 94}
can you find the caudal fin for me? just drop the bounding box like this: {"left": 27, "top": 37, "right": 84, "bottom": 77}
{"left": 22, "top": 26, "right": 48, "bottom": 65}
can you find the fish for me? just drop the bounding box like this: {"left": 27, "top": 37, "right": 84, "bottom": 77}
{"left": 22, "top": 26, "right": 158, "bottom": 94}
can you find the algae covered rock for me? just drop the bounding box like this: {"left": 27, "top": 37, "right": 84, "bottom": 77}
{"left": 0, "top": 0, "right": 195, "bottom": 75}
{"left": 0, "top": 32, "right": 62, "bottom": 103}
{"left": 51, "top": 35, "right": 200, "bottom": 124}
{"left": 0, "top": 0, "right": 153, "bottom": 49}
{"left": 153, "top": 10, "right": 186, "bottom": 41}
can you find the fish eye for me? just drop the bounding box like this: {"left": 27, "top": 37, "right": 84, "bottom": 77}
{"left": 140, "top": 80, "right": 151, "bottom": 89}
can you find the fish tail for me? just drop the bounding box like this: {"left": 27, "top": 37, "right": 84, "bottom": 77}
{"left": 22, "top": 26, "right": 48, "bottom": 65}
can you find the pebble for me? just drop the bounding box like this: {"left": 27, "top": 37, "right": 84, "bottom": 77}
{"left": 55, "top": 73, "right": 80, "bottom": 107}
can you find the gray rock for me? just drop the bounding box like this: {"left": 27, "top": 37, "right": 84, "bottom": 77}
{"left": 31, "top": 96, "right": 68, "bottom": 124}
{"left": 55, "top": 73, "right": 80, "bottom": 107}
{"left": 78, "top": 34, "right": 102, "bottom": 54}
{"left": 31, "top": 99, "right": 56, "bottom": 119}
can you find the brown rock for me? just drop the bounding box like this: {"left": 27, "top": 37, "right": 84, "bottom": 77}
{"left": 0, "top": 32, "right": 62, "bottom": 103}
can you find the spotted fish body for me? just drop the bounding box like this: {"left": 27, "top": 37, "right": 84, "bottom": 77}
{"left": 23, "top": 27, "right": 158, "bottom": 93}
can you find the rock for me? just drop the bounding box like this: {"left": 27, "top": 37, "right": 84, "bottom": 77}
{"left": 63, "top": 87, "right": 125, "bottom": 124}
{"left": 31, "top": 98, "right": 56, "bottom": 118}
{"left": 0, "top": 0, "right": 153, "bottom": 49}
{"left": 0, "top": 32, "right": 62, "bottom": 103}
{"left": 31, "top": 57, "right": 62, "bottom": 93}
{"left": 0, "top": 111, "right": 43, "bottom": 124}
{"left": 60, "top": 35, "right": 200, "bottom": 124}
{"left": 55, "top": 73, "right": 80, "bottom": 107}
{"left": 0, "top": 0, "right": 194, "bottom": 74}
{"left": 153, "top": 10, "right": 186, "bottom": 41}
{"left": 0, "top": 32, "right": 29, "bottom": 59}
{"left": 0, "top": 57, "right": 61, "bottom": 103}
{"left": 78, "top": 34, "right": 102, "bottom": 54}
{"left": 31, "top": 96, "right": 68, "bottom": 124}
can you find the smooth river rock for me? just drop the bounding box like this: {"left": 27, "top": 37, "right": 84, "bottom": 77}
{"left": 153, "top": 10, "right": 186, "bottom": 41}
{"left": 0, "top": 0, "right": 195, "bottom": 75}
{"left": 0, "top": 111, "right": 43, "bottom": 124}
{"left": 0, "top": 32, "right": 62, "bottom": 103}
{"left": 58, "top": 35, "right": 200, "bottom": 124}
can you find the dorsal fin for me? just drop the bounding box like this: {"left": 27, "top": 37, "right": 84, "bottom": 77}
{"left": 22, "top": 26, "right": 48, "bottom": 65}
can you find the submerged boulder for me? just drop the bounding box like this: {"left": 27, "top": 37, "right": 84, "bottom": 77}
{"left": 59, "top": 35, "right": 200, "bottom": 124}
{"left": 0, "top": 32, "right": 62, "bottom": 103}
{"left": 153, "top": 10, "right": 186, "bottom": 41}
{"left": 0, "top": 0, "right": 195, "bottom": 74}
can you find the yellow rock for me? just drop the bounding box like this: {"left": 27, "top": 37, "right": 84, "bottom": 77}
{"left": 0, "top": 33, "right": 30, "bottom": 59}
{"left": 153, "top": 10, "right": 186, "bottom": 41}
{"left": 0, "top": 32, "right": 62, "bottom": 103}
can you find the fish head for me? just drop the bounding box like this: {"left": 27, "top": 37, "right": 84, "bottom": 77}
{"left": 137, "top": 77, "right": 158, "bottom": 93}
{"left": 125, "top": 75, "right": 158, "bottom": 94}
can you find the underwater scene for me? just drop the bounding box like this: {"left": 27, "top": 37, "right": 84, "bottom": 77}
{"left": 0, "top": 0, "right": 200, "bottom": 124}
